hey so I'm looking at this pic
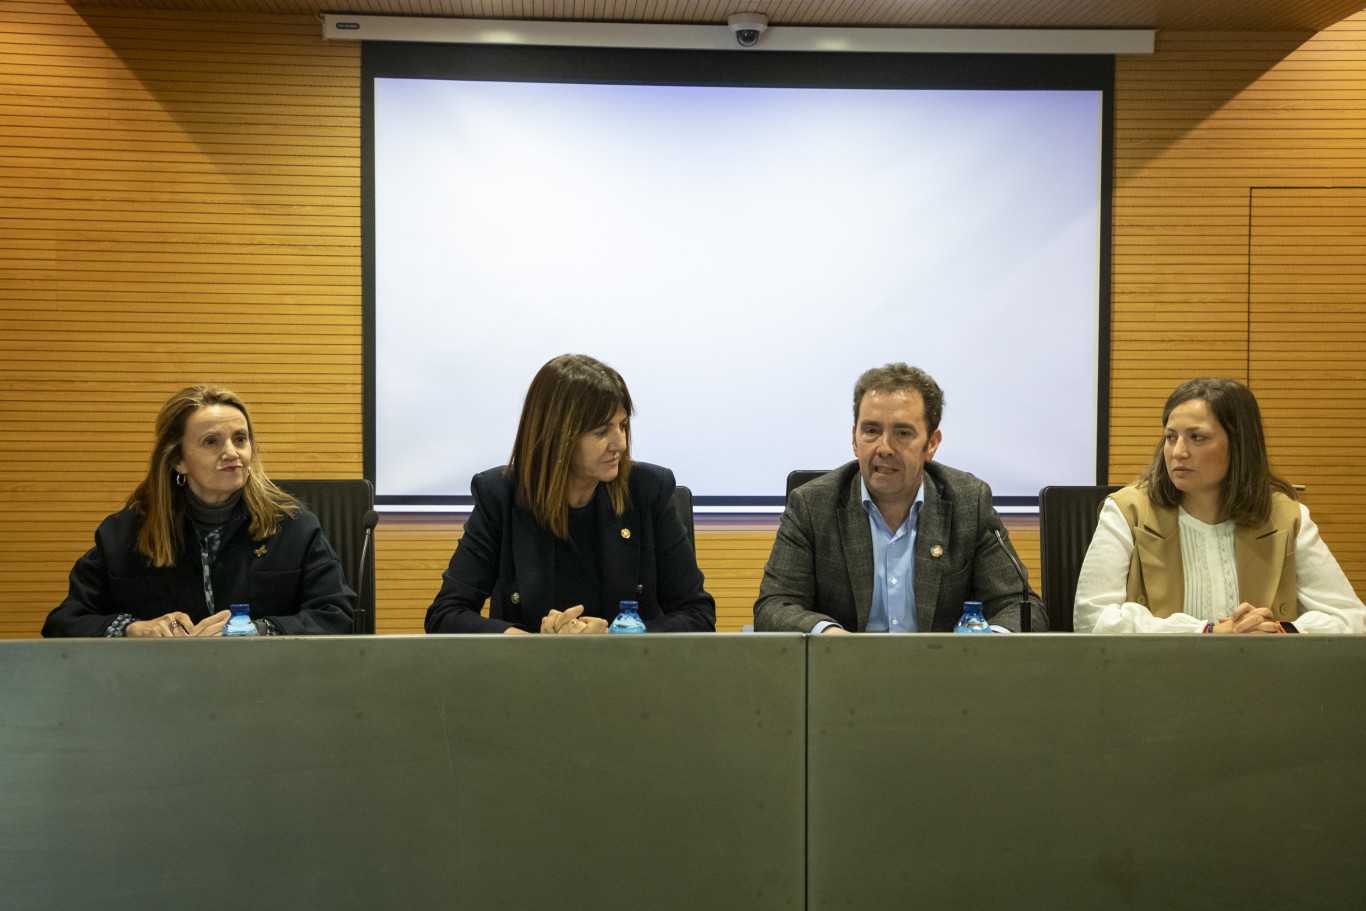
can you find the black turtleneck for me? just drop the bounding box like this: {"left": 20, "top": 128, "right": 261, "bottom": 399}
{"left": 184, "top": 487, "right": 243, "bottom": 536}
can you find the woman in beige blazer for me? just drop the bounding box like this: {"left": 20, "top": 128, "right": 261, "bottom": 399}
{"left": 1074, "top": 377, "right": 1364, "bottom": 634}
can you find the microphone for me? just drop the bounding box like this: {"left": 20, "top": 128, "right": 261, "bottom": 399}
{"left": 994, "top": 528, "right": 1033, "bottom": 633}
{"left": 356, "top": 509, "right": 380, "bottom": 634}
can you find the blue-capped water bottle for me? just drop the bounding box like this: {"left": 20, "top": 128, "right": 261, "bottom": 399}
{"left": 223, "top": 602, "right": 258, "bottom": 637}
{"left": 608, "top": 600, "right": 646, "bottom": 634}
{"left": 954, "top": 601, "right": 991, "bottom": 634}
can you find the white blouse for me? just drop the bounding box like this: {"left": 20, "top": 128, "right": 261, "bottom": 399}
{"left": 1175, "top": 508, "right": 1238, "bottom": 623}
{"left": 1074, "top": 499, "right": 1366, "bottom": 634}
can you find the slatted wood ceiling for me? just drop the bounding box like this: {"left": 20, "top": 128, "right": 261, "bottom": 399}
{"left": 2, "top": 0, "right": 1364, "bottom": 636}
{"left": 58, "top": 0, "right": 1366, "bottom": 33}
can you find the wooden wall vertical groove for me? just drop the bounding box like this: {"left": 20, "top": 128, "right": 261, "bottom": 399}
{"left": 3, "top": 0, "right": 1364, "bottom": 636}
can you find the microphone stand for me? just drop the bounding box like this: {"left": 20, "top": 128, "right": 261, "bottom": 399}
{"left": 357, "top": 509, "right": 380, "bottom": 634}
{"left": 994, "top": 528, "right": 1033, "bottom": 633}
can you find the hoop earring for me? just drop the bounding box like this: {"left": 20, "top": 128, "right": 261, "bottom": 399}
{"left": 175, "top": 473, "right": 186, "bottom": 487}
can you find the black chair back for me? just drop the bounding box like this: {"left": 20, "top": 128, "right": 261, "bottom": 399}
{"left": 1038, "top": 485, "right": 1120, "bottom": 632}
{"left": 785, "top": 470, "right": 827, "bottom": 503}
{"left": 673, "top": 485, "right": 695, "bottom": 552}
{"left": 276, "top": 479, "right": 376, "bottom": 634}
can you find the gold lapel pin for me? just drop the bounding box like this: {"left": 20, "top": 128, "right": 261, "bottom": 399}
{"left": 930, "top": 544, "right": 943, "bottom": 559}
{"left": 621, "top": 528, "right": 631, "bottom": 540}
{"left": 254, "top": 545, "right": 268, "bottom": 557}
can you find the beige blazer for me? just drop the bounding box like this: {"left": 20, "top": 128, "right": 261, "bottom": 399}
{"left": 1109, "top": 485, "right": 1300, "bottom": 620}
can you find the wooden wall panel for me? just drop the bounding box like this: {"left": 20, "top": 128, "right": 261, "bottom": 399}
{"left": 372, "top": 514, "right": 460, "bottom": 634}
{"left": 1249, "top": 187, "right": 1366, "bottom": 589}
{"left": 0, "top": 0, "right": 361, "bottom": 637}
{"left": 1111, "top": 19, "right": 1366, "bottom": 604}
{"left": 695, "top": 520, "right": 783, "bottom": 632}
{"left": 3, "top": 0, "right": 1365, "bottom": 636}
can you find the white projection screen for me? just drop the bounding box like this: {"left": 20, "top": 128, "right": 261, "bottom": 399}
{"left": 364, "top": 45, "right": 1112, "bottom": 508}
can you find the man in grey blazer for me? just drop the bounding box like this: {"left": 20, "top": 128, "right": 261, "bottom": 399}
{"left": 753, "top": 364, "right": 1046, "bottom": 634}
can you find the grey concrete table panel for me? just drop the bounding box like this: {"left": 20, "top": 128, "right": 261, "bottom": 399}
{"left": 0, "top": 634, "right": 806, "bottom": 911}
{"left": 806, "top": 634, "right": 1366, "bottom": 911}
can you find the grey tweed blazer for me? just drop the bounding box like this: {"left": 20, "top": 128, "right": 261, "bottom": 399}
{"left": 753, "top": 460, "right": 1046, "bottom": 633}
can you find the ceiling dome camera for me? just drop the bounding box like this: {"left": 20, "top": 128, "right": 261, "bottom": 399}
{"left": 727, "top": 12, "right": 769, "bottom": 48}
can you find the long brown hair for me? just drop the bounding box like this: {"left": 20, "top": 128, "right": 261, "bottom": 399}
{"left": 127, "top": 385, "right": 298, "bottom": 566}
{"left": 1136, "top": 377, "right": 1296, "bottom": 526}
{"left": 509, "top": 354, "right": 634, "bottom": 538}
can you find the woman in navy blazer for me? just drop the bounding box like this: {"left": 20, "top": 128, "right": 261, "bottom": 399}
{"left": 44, "top": 384, "right": 354, "bottom": 638}
{"left": 425, "top": 354, "right": 715, "bottom": 634}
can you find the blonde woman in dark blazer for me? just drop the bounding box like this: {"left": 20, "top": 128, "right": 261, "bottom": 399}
{"left": 44, "top": 385, "right": 354, "bottom": 637}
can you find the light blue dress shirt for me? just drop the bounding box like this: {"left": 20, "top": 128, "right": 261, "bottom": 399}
{"left": 860, "top": 476, "right": 924, "bottom": 633}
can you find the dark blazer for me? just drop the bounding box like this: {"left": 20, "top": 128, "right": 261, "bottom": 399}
{"left": 43, "top": 504, "right": 355, "bottom": 637}
{"left": 425, "top": 461, "right": 715, "bottom": 633}
{"left": 753, "top": 460, "right": 1046, "bottom": 633}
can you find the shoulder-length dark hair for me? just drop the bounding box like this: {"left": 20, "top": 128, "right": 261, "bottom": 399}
{"left": 509, "top": 354, "right": 634, "bottom": 539}
{"left": 126, "top": 385, "right": 298, "bottom": 567}
{"left": 1136, "top": 377, "right": 1296, "bottom": 526}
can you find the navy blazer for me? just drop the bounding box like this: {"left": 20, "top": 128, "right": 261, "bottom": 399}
{"left": 44, "top": 503, "right": 355, "bottom": 637}
{"left": 425, "top": 461, "right": 715, "bottom": 633}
